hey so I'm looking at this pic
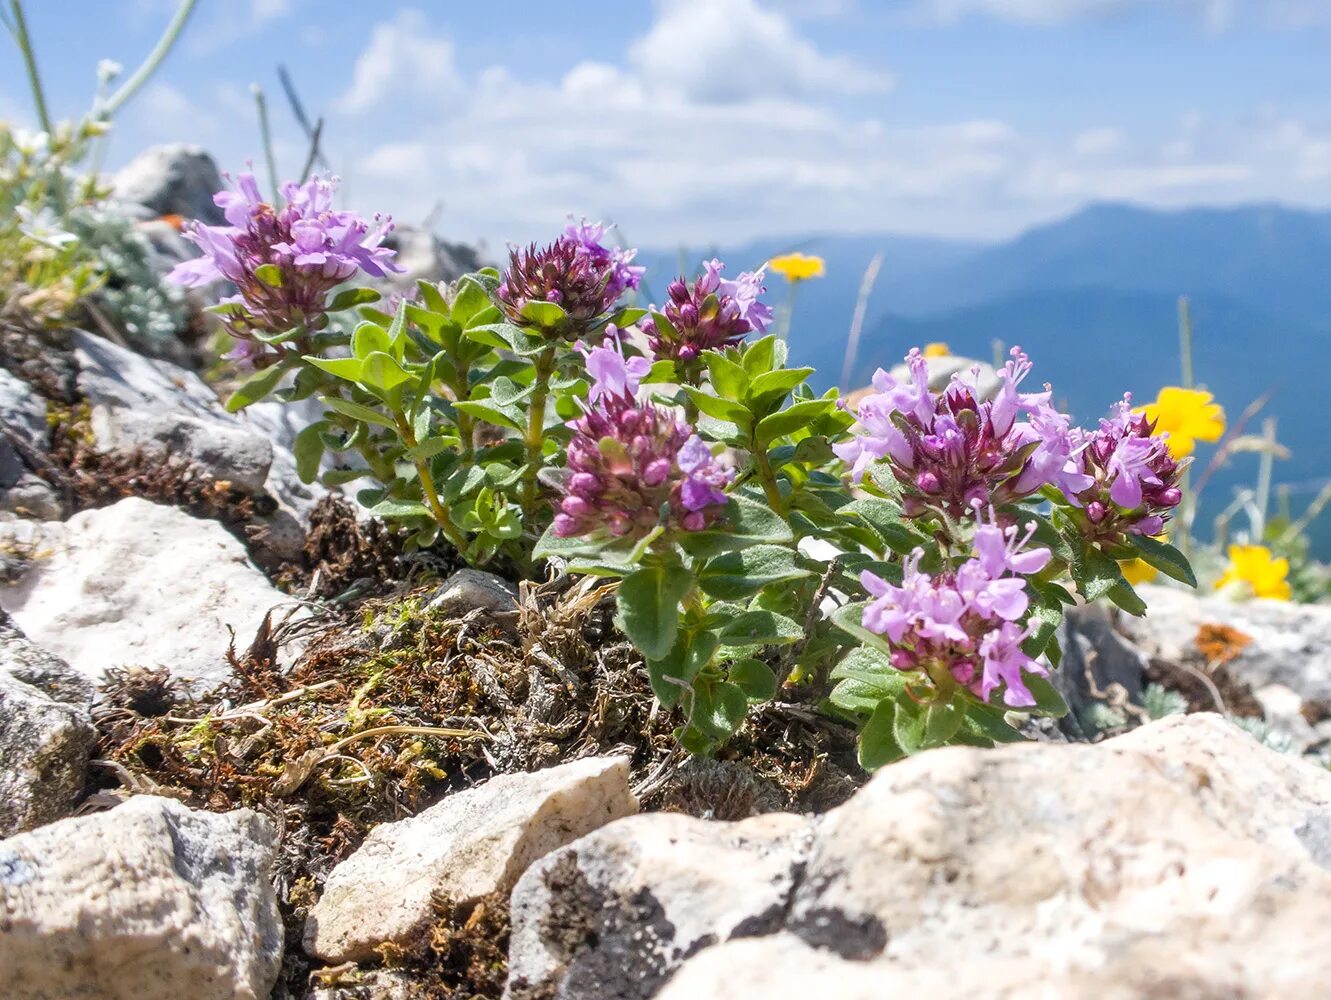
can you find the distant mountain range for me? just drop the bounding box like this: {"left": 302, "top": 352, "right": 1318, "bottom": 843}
{"left": 640, "top": 202, "right": 1331, "bottom": 555}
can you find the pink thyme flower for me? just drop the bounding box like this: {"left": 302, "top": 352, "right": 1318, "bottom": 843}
{"left": 563, "top": 217, "right": 645, "bottom": 302}
{"left": 168, "top": 172, "right": 400, "bottom": 348}
{"left": 646, "top": 259, "right": 773, "bottom": 363}
{"left": 552, "top": 392, "right": 732, "bottom": 540}
{"left": 1072, "top": 394, "right": 1187, "bottom": 539}
{"left": 859, "top": 516, "right": 1052, "bottom": 708}
{"left": 577, "top": 326, "right": 653, "bottom": 402}
{"left": 835, "top": 347, "right": 1088, "bottom": 521}
{"left": 498, "top": 228, "right": 637, "bottom": 338}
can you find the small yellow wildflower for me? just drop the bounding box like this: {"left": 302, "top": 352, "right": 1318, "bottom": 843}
{"left": 1119, "top": 559, "right": 1158, "bottom": 586}
{"left": 1135, "top": 387, "right": 1225, "bottom": 459}
{"left": 922, "top": 342, "right": 950, "bottom": 358}
{"left": 1215, "top": 544, "right": 1291, "bottom": 601}
{"left": 767, "top": 253, "right": 825, "bottom": 282}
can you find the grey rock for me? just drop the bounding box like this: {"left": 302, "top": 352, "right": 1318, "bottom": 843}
{"left": 0, "top": 368, "right": 46, "bottom": 492}
{"left": 427, "top": 568, "right": 519, "bottom": 617}
{"left": 0, "top": 795, "right": 283, "bottom": 1000}
{"left": 73, "top": 328, "right": 274, "bottom": 493}
{"left": 380, "top": 225, "right": 481, "bottom": 291}
{"left": 0, "top": 475, "right": 63, "bottom": 521}
{"left": 306, "top": 756, "right": 637, "bottom": 963}
{"left": 1052, "top": 601, "right": 1149, "bottom": 739}
{"left": 516, "top": 716, "right": 1331, "bottom": 1000}
{"left": 1122, "top": 583, "right": 1331, "bottom": 702}
{"left": 505, "top": 811, "right": 809, "bottom": 1000}
{"left": 0, "top": 497, "right": 302, "bottom": 688}
{"left": 0, "top": 622, "right": 94, "bottom": 835}
{"left": 112, "top": 144, "right": 226, "bottom": 224}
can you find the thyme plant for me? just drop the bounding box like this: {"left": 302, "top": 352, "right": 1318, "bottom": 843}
{"left": 176, "top": 171, "right": 1199, "bottom": 763}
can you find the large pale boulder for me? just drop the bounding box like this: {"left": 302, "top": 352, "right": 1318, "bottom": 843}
{"left": 0, "top": 620, "right": 95, "bottom": 834}
{"left": 1122, "top": 583, "right": 1331, "bottom": 702}
{"left": 0, "top": 497, "right": 299, "bottom": 688}
{"left": 112, "top": 143, "right": 226, "bottom": 224}
{"left": 0, "top": 795, "right": 283, "bottom": 1000}
{"left": 305, "top": 755, "right": 637, "bottom": 963}
{"left": 512, "top": 715, "right": 1331, "bottom": 999}
{"left": 506, "top": 810, "right": 808, "bottom": 1000}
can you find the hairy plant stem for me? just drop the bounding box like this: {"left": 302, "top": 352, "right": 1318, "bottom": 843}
{"left": 100, "top": 0, "right": 198, "bottom": 116}
{"left": 753, "top": 444, "right": 787, "bottom": 516}
{"left": 394, "top": 413, "right": 469, "bottom": 554}
{"left": 10, "top": 1, "right": 52, "bottom": 138}
{"left": 521, "top": 345, "right": 558, "bottom": 518}
{"left": 252, "top": 85, "right": 280, "bottom": 202}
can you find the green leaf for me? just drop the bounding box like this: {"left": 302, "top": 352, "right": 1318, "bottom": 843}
{"left": 683, "top": 387, "right": 753, "bottom": 426}
{"left": 352, "top": 321, "right": 393, "bottom": 360}
{"left": 643, "top": 359, "right": 679, "bottom": 384}
{"left": 702, "top": 351, "right": 749, "bottom": 399}
{"left": 1106, "top": 578, "right": 1148, "bottom": 617}
{"left": 893, "top": 697, "right": 929, "bottom": 754}
{"left": 924, "top": 696, "right": 965, "bottom": 746}
{"left": 1071, "top": 542, "right": 1127, "bottom": 602}
{"left": 319, "top": 396, "right": 397, "bottom": 430}
{"left": 828, "top": 601, "right": 894, "bottom": 658}
{"left": 698, "top": 545, "right": 812, "bottom": 600}
{"left": 754, "top": 399, "right": 835, "bottom": 447}
{"left": 520, "top": 300, "right": 567, "bottom": 329}
{"left": 677, "top": 492, "right": 794, "bottom": 558}
{"left": 646, "top": 631, "right": 718, "bottom": 707}
{"left": 728, "top": 658, "right": 778, "bottom": 702}
{"left": 359, "top": 351, "right": 413, "bottom": 394}
{"left": 328, "top": 287, "right": 381, "bottom": 312}
{"left": 741, "top": 335, "right": 778, "bottom": 376}
{"left": 1022, "top": 599, "right": 1064, "bottom": 660}
{"left": 1128, "top": 534, "right": 1197, "bottom": 587}
{"left": 303, "top": 356, "right": 365, "bottom": 384}
{"left": 615, "top": 564, "right": 692, "bottom": 660}
{"left": 1022, "top": 674, "right": 1070, "bottom": 717}
{"left": 253, "top": 263, "right": 283, "bottom": 288}
{"left": 963, "top": 701, "right": 1026, "bottom": 744}
{"left": 224, "top": 363, "right": 288, "bottom": 412}
{"left": 839, "top": 497, "right": 930, "bottom": 555}
{"left": 368, "top": 498, "right": 433, "bottom": 520}
{"left": 452, "top": 399, "right": 524, "bottom": 431}
{"left": 293, "top": 423, "right": 325, "bottom": 483}
{"left": 829, "top": 646, "right": 904, "bottom": 695}
{"left": 858, "top": 700, "right": 906, "bottom": 771}
{"left": 718, "top": 610, "right": 803, "bottom": 647}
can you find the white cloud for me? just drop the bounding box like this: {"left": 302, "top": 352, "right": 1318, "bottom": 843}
{"left": 919, "top": 0, "right": 1321, "bottom": 29}
{"left": 1073, "top": 126, "right": 1123, "bottom": 156}
{"left": 335, "top": 8, "right": 463, "bottom": 115}
{"left": 629, "top": 0, "right": 892, "bottom": 103}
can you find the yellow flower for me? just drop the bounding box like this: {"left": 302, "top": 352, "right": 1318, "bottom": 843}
{"left": 1135, "top": 387, "right": 1225, "bottom": 459}
{"left": 1215, "top": 544, "right": 1291, "bottom": 601}
{"left": 1119, "top": 559, "right": 1159, "bottom": 586}
{"left": 922, "top": 342, "right": 950, "bottom": 358}
{"left": 767, "top": 253, "right": 825, "bottom": 282}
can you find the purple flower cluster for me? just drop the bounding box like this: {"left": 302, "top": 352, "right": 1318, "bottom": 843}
{"left": 168, "top": 172, "right": 400, "bottom": 346}
{"left": 563, "top": 218, "right": 645, "bottom": 302}
{"left": 647, "top": 259, "right": 774, "bottom": 363}
{"left": 860, "top": 517, "right": 1053, "bottom": 707}
{"left": 554, "top": 335, "right": 731, "bottom": 540}
{"left": 836, "top": 348, "right": 1088, "bottom": 520}
{"left": 498, "top": 221, "right": 642, "bottom": 338}
{"left": 1071, "top": 395, "right": 1186, "bottom": 538}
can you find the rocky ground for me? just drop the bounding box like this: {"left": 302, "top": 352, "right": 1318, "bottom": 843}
{"left": 4, "top": 145, "right": 1331, "bottom": 999}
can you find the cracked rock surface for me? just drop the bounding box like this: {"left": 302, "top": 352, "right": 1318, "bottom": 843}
{"left": 507, "top": 714, "right": 1331, "bottom": 999}
{"left": 0, "top": 795, "right": 283, "bottom": 1000}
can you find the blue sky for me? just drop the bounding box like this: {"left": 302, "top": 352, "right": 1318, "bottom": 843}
{"left": 4, "top": 0, "right": 1331, "bottom": 249}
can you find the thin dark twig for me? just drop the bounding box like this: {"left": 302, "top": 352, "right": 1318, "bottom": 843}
{"left": 298, "top": 118, "right": 323, "bottom": 184}
{"left": 1191, "top": 389, "right": 1273, "bottom": 502}
{"left": 278, "top": 63, "right": 330, "bottom": 170}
